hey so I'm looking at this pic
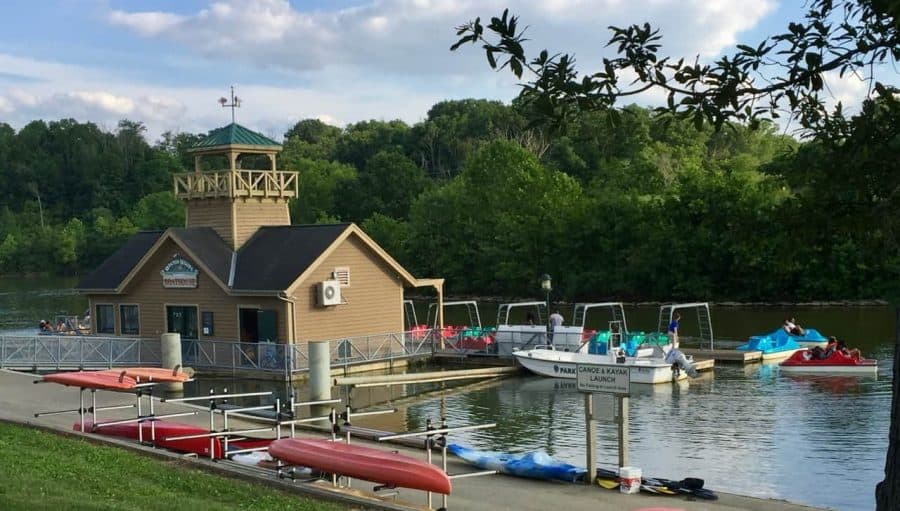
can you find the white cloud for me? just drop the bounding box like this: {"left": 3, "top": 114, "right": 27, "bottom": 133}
{"left": 103, "top": 0, "right": 775, "bottom": 75}
{"left": 3, "top": 0, "right": 783, "bottom": 140}
{"left": 108, "top": 10, "right": 185, "bottom": 36}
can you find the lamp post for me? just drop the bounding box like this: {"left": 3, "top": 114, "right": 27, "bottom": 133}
{"left": 541, "top": 274, "right": 552, "bottom": 343}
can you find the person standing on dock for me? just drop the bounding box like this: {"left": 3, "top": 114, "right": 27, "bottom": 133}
{"left": 667, "top": 312, "right": 681, "bottom": 348}
{"left": 548, "top": 310, "right": 564, "bottom": 347}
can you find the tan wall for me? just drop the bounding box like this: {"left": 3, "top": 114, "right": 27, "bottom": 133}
{"left": 87, "top": 238, "right": 288, "bottom": 342}
{"left": 292, "top": 234, "right": 404, "bottom": 341}
{"left": 234, "top": 199, "right": 290, "bottom": 248}
{"left": 185, "top": 199, "right": 235, "bottom": 248}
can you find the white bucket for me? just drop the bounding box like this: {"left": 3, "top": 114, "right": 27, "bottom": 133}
{"left": 618, "top": 466, "right": 642, "bottom": 494}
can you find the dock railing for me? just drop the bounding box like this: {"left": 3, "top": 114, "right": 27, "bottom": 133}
{"left": 1, "top": 329, "right": 437, "bottom": 375}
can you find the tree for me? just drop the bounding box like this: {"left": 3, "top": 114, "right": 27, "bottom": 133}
{"left": 452, "top": 3, "right": 900, "bottom": 508}
{"left": 131, "top": 191, "right": 185, "bottom": 230}
{"left": 451, "top": 2, "right": 899, "bottom": 136}
{"left": 283, "top": 119, "right": 342, "bottom": 161}
{"left": 337, "top": 151, "right": 429, "bottom": 222}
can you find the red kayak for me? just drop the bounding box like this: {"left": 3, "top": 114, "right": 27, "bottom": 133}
{"left": 43, "top": 368, "right": 191, "bottom": 390}
{"left": 74, "top": 420, "right": 272, "bottom": 459}
{"left": 269, "top": 438, "right": 452, "bottom": 494}
{"left": 779, "top": 349, "right": 877, "bottom": 375}
{"left": 44, "top": 371, "right": 138, "bottom": 390}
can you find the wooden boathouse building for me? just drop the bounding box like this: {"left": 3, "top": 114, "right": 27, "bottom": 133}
{"left": 76, "top": 122, "right": 443, "bottom": 350}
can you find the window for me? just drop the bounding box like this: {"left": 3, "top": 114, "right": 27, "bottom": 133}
{"left": 202, "top": 311, "right": 214, "bottom": 336}
{"left": 333, "top": 267, "right": 350, "bottom": 286}
{"left": 120, "top": 305, "right": 139, "bottom": 335}
{"left": 96, "top": 305, "right": 114, "bottom": 334}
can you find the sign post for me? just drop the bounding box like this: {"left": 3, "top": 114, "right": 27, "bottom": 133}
{"left": 576, "top": 364, "right": 631, "bottom": 484}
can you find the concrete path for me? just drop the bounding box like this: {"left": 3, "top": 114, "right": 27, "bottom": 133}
{"left": 0, "top": 369, "right": 825, "bottom": 511}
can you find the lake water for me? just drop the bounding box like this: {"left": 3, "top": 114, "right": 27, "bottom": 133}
{"left": 0, "top": 276, "right": 893, "bottom": 510}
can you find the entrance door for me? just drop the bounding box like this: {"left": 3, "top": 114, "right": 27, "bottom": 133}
{"left": 166, "top": 306, "right": 198, "bottom": 339}
{"left": 239, "top": 309, "right": 278, "bottom": 368}
{"left": 239, "top": 309, "right": 278, "bottom": 342}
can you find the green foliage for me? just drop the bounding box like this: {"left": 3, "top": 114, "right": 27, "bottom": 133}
{"left": 337, "top": 150, "right": 430, "bottom": 222}
{"left": 0, "top": 101, "right": 895, "bottom": 302}
{"left": 285, "top": 158, "right": 357, "bottom": 224}
{"left": 131, "top": 191, "right": 185, "bottom": 230}
{"left": 452, "top": 2, "right": 899, "bottom": 135}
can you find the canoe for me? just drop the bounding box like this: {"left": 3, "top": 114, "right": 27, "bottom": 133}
{"left": 447, "top": 443, "right": 585, "bottom": 482}
{"left": 112, "top": 367, "right": 193, "bottom": 382}
{"left": 74, "top": 420, "right": 271, "bottom": 459}
{"left": 269, "top": 438, "right": 451, "bottom": 494}
{"left": 779, "top": 349, "right": 878, "bottom": 375}
{"left": 43, "top": 371, "right": 138, "bottom": 390}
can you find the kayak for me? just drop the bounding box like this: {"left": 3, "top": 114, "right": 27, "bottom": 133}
{"left": 269, "top": 438, "right": 451, "bottom": 494}
{"left": 447, "top": 443, "right": 585, "bottom": 482}
{"left": 43, "top": 367, "right": 192, "bottom": 390}
{"left": 779, "top": 349, "right": 877, "bottom": 375}
{"left": 44, "top": 371, "right": 138, "bottom": 390}
{"left": 74, "top": 419, "right": 272, "bottom": 459}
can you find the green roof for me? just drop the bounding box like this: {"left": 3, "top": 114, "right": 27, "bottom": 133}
{"left": 191, "top": 123, "right": 281, "bottom": 150}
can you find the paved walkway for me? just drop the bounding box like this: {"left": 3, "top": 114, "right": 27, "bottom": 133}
{"left": 1, "top": 369, "right": 824, "bottom": 511}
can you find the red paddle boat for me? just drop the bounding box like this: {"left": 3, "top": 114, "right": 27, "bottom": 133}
{"left": 779, "top": 348, "right": 877, "bottom": 375}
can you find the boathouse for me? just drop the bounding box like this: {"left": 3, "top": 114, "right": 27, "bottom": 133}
{"left": 76, "top": 122, "right": 443, "bottom": 348}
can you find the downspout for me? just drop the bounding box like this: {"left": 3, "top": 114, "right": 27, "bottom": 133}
{"left": 278, "top": 292, "right": 296, "bottom": 378}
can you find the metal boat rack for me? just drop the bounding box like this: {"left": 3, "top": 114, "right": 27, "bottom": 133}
{"left": 33, "top": 375, "right": 198, "bottom": 444}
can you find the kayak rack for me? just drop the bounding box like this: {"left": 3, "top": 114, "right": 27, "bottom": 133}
{"left": 162, "top": 389, "right": 280, "bottom": 460}
{"left": 34, "top": 377, "right": 198, "bottom": 444}
{"left": 377, "top": 418, "right": 497, "bottom": 511}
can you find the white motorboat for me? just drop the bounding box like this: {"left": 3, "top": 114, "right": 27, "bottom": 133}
{"left": 513, "top": 343, "right": 695, "bottom": 384}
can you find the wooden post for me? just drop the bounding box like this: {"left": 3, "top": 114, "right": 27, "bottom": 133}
{"left": 618, "top": 396, "right": 629, "bottom": 468}
{"left": 585, "top": 393, "right": 596, "bottom": 485}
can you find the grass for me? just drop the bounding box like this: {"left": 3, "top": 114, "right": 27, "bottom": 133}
{"left": 0, "top": 422, "right": 352, "bottom": 511}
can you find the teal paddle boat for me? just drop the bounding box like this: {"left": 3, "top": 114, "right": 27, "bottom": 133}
{"left": 737, "top": 328, "right": 807, "bottom": 361}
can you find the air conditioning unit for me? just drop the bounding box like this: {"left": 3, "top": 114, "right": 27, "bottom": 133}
{"left": 318, "top": 280, "right": 342, "bottom": 306}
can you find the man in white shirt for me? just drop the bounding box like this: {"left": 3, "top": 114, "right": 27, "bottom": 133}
{"left": 548, "top": 310, "right": 563, "bottom": 346}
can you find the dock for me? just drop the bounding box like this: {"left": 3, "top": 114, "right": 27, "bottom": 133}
{"left": 682, "top": 348, "right": 762, "bottom": 364}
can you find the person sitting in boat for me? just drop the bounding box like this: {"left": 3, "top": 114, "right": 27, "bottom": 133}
{"left": 836, "top": 339, "right": 862, "bottom": 360}
{"left": 823, "top": 336, "right": 839, "bottom": 358}
{"left": 783, "top": 317, "right": 805, "bottom": 336}
{"left": 806, "top": 345, "right": 825, "bottom": 360}
{"left": 38, "top": 320, "right": 53, "bottom": 333}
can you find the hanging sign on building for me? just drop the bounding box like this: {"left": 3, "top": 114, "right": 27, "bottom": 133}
{"left": 161, "top": 257, "right": 199, "bottom": 288}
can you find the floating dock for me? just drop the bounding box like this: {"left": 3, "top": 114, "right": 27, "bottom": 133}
{"left": 682, "top": 348, "right": 762, "bottom": 364}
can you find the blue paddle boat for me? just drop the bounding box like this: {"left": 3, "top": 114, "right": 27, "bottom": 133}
{"left": 736, "top": 329, "right": 807, "bottom": 361}
{"left": 753, "top": 327, "right": 828, "bottom": 347}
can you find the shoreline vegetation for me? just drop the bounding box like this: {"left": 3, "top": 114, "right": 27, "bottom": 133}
{"left": 1, "top": 104, "right": 898, "bottom": 302}
{"left": 0, "top": 422, "right": 349, "bottom": 511}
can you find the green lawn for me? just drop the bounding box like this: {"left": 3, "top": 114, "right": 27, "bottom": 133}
{"left": 0, "top": 422, "right": 352, "bottom": 511}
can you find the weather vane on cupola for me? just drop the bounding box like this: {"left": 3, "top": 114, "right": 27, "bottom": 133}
{"left": 218, "top": 86, "right": 241, "bottom": 123}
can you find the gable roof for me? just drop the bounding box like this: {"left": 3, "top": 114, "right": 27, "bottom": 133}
{"left": 77, "top": 223, "right": 424, "bottom": 296}
{"left": 169, "top": 227, "right": 232, "bottom": 285}
{"left": 232, "top": 224, "right": 350, "bottom": 290}
{"left": 76, "top": 231, "right": 164, "bottom": 291}
{"left": 189, "top": 123, "right": 281, "bottom": 152}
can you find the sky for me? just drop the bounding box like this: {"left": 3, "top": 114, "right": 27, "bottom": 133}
{"left": 0, "top": 0, "right": 879, "bottom": 142}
